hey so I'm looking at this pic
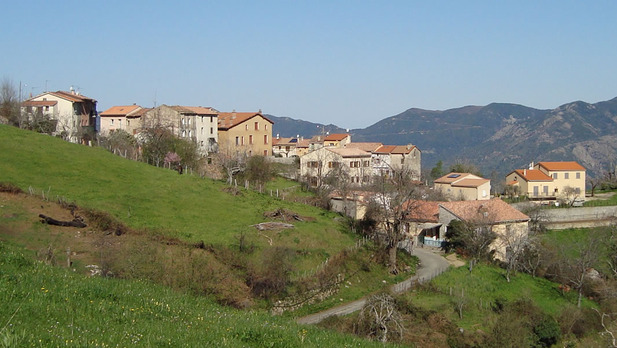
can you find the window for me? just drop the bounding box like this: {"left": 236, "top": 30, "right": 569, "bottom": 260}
{"left": 264, "top": 134, "right": 268, "bottom": 144}
{"left": 201, "top": 127, "right": 204, "bottom": 135}
{"left": 201, "top": 116, "right": 204, "bottom": 123}
{"left": 127, "top": 120, "right": 130, "bottom": 126}
{"left": 328, "top": 161, "right": 339, "bottom": 168}
{"left": 263, "top": 150, "right": 268, "bottom": 156}
{"left": 308, "top": 161, "right": 319, "bottom": 168}
{"left": 576, "top": 172, "right": 580, "bottom": 179}
{"left": 249, "top": 135, "right": 253, "bottom": 145}
{"left": 245, "top": 124, "right": 248, "bottom": 130}
{"left": 235, "top": 136, "right": 239, "bottom": 146}
{"left": 543, "top": 186, "right": 548, "bottom": 195}
{"left": 363, "top": 160, "right": 370, "bottom": 167}
{"left": 118, "top": 119, "right": 121, "bottom": 125}
{"left": 254, "top": 121, "right": 259, "bottom": 130}
{"left": 241, "top": 136, "right": 245, "bottom": 145}
{"left": 553, "top": 173, "right": 558, "bottom": 179}
{"left": 45, "top": 106, "right": 49, "bottom": 111}
{"left": 265, "top": 124, "right": 268, "bottom": 130}
{"left": 533, "top": 186, "right": 539, "bottom": 196}
{"left": 110, "top": 119, "right": 114, "bottom": 125}
{"left": 565, "top": 173, "right": 569, "bottom": 179}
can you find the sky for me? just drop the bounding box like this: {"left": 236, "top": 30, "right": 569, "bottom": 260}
{"left": 2, "top": 1, "right": 617, "bottom": 129}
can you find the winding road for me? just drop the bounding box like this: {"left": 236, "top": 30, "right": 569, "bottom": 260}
{"left": 296, "top": 247, "right": 450, "bottom": 325}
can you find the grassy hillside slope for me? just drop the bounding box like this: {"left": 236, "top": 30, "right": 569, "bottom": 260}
{"left": 0, "top": 125, "right": 354, "bottom": 255}
{"left": 0, "top": 241, "right": 395, "bottom": 347}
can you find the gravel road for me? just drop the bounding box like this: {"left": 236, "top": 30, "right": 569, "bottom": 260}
{"left": 296, "top": 247, "right": 450, "bottom": 325}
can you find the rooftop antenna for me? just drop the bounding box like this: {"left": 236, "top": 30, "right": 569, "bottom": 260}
{"left": 153, "top": 89, "right": 157, "bottom": 108}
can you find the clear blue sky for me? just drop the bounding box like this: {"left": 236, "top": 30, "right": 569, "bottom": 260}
{"left": 3, "top": 1, "right": 616, "bottom": 129}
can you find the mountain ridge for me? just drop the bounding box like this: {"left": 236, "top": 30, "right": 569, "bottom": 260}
{"left": 270, "top": 97, "right": 617, "bottom": 179}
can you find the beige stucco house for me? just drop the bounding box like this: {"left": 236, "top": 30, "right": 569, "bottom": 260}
{"left": 506, "top": 161, "right": 586, "bottom": 200}
{"left": 323, "top": 133, "right": 351, "bottom": 147}
{"left": 434, "top": 172, "right": 491, "bottom": 201}
{"left": 141, "top": 105, "right": 219, "bottom": 154}
{"left": 99, "top": 105, "right": 144, "bottom": 135}
{"left": 300, "top": 147, "right": 372, "bottom": 187}
{"left": 218, "top": 111, "right": 273, "bottom": 156}
{"left": 21, "top": 90, "right": 97, "bottom": 143}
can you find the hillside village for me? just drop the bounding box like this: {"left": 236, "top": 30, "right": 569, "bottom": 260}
{"left": 8, "top": 89, "right": 599, "bottom": 258}
{"left": 5, "top": 88, "right": 617, "bottom": 347}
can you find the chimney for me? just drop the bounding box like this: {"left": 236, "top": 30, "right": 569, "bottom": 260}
{"left": 276, "top": 133, "right": 280, "bottom": 139}
{"left": 529, "top": 162, "right": 534, "bottom": 169}
{"left": 523, "top": 169, "right": 527, "bottom": 176}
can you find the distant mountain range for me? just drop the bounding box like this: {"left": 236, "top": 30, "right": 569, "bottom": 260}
{"left": 268, "top": 97, "right": 617, "bottom": 179}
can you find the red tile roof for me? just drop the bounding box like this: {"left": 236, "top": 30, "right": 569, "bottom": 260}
{"left": 510, "top": 169, "right": 553, "bottom": 182}
{"left": 374, "top": 144, "right": 417, "bottom": 154}
{"left": 218, "top": 111, "right": 273, "bottom": 130}
{"left": 327, "top": 147, "right": 371, "bottom": 158}
{"left": 344, "top": 142, "right": 383, "bottom": 152}
{"left": 100, "top": 105, "right": 141, "bottom": 117}
{"left": 324, "top": 133, "right": 349, "bottom": 141}
{"left": 49, "top": 91, "right": 96, "bottom": 103}
{"left": 537, "top": 161, "right": 586, "bottom": 171}
{"left": 434, "top": 173, "right": 472, "bottom": 184}
{"left": 440, "top": 199, "right": 529, "bottom": 224}
{"left": 403, "top": 200, "right": 440, "bottom": 223}
{"left": 22, "top": 100, "right": 57, "bottom": 107}
{"left": 170, "top": 106, "right": 218, "bottom": 115}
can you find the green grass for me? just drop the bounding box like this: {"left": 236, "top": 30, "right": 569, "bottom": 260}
{"left": 0, "top": 125, "right": 355, "bottom": 268}
{"left": 0, "top": 241, "right": 396, "bottom": 347}
{"left": 408, "top": 263, "right": 596, "bottom": 331}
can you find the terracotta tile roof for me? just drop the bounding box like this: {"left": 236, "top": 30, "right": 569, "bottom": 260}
{"left": 327, "top": 147, "right": 371, "bottom": 158}
{"left": 100, "top": 105, "right": 141, "bottom": 117}
{"left": 537, "top": 161, "right": 586, "bottom": 171}
{"left": 434, "top": 173, "right": 473, "bottom": 184}
{"left": 49, "top": 91, "right": 97, "bottom": 103}
{"left": 390, "top": 145, "right": 417, "bottom": 154}
{"left": 344, "top": 142, "right": 383, "bottom": 152}
{"left": 22, "top": 100, "right": 57, "bottom": 107}
{"left": 170, "top": 106, "right": 218, "bottom": 115}
{"left": 273, "top": 137, "right": 296, "bottom": 146}
{"left": 451, "top": 178, "right": 490, "bottom": 188}
{"left": 218, "top": 111, "right": 273, "bottom": 130}
{"left": 296, "top": 139, "right": 311, "bottom": 148}
{"left": 440, "top": 199, "right": 529, "bottom": 224}
{"left": 373, "top": 145, "right": 396, "bottom": 154}
{"left": 374, "top": 144, "right": 417, "bottom": 154}
{"left": 324, "top": 133, "right": 349, "bottom": 141}
{"left": 128, "top": 107, "right": 151, "bottom": 117}
{"left": 510, "top": 169, "right": 553, "bottom": 182}
{"left": 403, "top": 200, "right": 440, "bottom": 223}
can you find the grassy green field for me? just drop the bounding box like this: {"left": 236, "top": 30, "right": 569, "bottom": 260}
{"left": 0, "top": 125, "right": 354, "bottom": 266}
{"left": 0, "top": 241, "right": 397, "bottom": 347}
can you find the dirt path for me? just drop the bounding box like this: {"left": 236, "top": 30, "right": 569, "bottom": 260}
{"left": 296, "top": 247, "right": 450, "bottom": 325}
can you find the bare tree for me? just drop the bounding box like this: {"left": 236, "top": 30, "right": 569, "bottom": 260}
{"left": 368, "top": 167, "right": 421, "bottom": 274}
{"left": 561, "top": 186, "right": 582, "bottom": 207}
{"left": 500, "top": 225, "right": 529, "bottom": 282}
{"left": 555, "top": 234, "right": 602, "bottom": 307}
{"left": 356, "top": 293, "right": 404, "bottom": 343}
{"left": 215, "top": 140, "right": 247, "bottom": 185}
{"left": 445, "top": 218, "right": 497, "bottom": 269}
{"left": 0, "top": 77, "right": 21, "bottom": 127}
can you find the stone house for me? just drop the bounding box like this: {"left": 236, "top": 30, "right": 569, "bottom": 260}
{"left": 141, "top": 105, "right": 219, "bottom": 154}
{"left": 371, "top": 144, "right": 422, "bottom": 180}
